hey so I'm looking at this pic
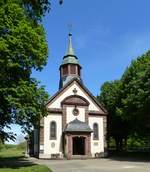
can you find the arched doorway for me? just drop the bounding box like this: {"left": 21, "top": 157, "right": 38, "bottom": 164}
{"left": 72, "top": 137, "right": 85, "bottom": 155}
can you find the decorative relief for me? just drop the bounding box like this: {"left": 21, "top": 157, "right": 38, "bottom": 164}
{"left": 73, "top": 88, "right": 78, "bottom": 94}
{"left": 94, "top": 142, "right": 99, "bottom": 146}
{"left": 51, "top": 142, "right": 55, "bottom": 148}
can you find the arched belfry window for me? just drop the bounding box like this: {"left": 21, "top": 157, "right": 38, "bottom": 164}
{"left": 93, "top": 123, "right": 99, "bottom": 140}
{"left": 50, "top": 121, "right": 57, "bottom": 140}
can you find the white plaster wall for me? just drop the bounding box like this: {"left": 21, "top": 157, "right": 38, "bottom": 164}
{"left": 48, "top": 82, "right": 103, "bottom": 112}
{"left": 66, "top": 107, "right": 85, "bottom": 123}
{"left": 89, "top": 116, "right": 104, "bottom": 157}
{"left": 43, "top": 114, "right": 62, "bottom": 156}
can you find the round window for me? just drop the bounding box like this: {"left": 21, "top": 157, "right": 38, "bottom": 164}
{"left": 72, "top": 108, "right": 79, "bottom": 116}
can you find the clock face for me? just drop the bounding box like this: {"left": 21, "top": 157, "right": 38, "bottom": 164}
{"left": 72, "top": 108, "right": 79, "bottom": 116}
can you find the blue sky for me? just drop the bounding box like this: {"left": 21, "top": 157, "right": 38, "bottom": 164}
{"left": 33, "top": 0, "right": 150, "bottom": 96}
{"left": 8, "top": 0, "right": 150, "bottom": 143}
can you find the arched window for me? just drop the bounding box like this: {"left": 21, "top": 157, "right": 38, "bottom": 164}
{"left": 93, "top": 123, "right": 99, "bottom": 140}
{"left": 50, "top": 121, "right": 57, "bottom": 140}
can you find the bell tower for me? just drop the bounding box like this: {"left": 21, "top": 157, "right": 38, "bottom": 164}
{"left": 59, "top": 33, "right": 82, "bottom": 89}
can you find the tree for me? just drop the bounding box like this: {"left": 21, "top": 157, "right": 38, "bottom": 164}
{"left": 0, "top": 0, "right": 49, "bottom": 142}
{"left": 22, "top": 0, "right": 50, "bottom": 20}
{"left": 121, "top": 51, "right": 150, "bottom": 138}
{"left": 98, "top": 51, "right": 150, "bottom": 151}
{"left": 98, "top": 80, "right": 130, "bottom": 151}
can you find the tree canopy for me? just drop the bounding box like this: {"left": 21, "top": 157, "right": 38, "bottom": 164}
{"left": 121, "top": 52, "right": 150, "bottom": 137}
{"left": 0, "top": 0, "right": 49, "bottom": 142}
{"left": 98, "top": 80, "right": 130, "bottom": 151}
{"left": 98, "top": 51, "right": 150, "bottom": 150}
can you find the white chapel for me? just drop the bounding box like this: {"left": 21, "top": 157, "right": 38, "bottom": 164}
{"left": 32, "top": 33, "right": 107, "bottom": 159}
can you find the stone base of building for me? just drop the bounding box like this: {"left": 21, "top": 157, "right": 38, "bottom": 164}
{"left": 92, "top": 151, "right": 108, "bottom": 158}
{"left": 38, "top": 151, "right": 108, "bottom": 159}
{"left": 39, "top": 153, "right": 63, "bottom": 159}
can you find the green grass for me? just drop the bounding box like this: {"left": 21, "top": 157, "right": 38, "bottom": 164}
{"left": 0, "top": 165, "right": 51, "bottom": 172}
{"left": 0, "top": 144, "right": 52, "bottom": 172}
{"left": 0, "top": 145, "right": 23, "bottom": 158}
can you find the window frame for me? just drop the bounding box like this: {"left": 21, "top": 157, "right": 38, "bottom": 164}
{"left": 50, "top": 121, "right": 57, "bottom": 140}
{"left": 93, "top": 123, "right": 99, "bottom": 140}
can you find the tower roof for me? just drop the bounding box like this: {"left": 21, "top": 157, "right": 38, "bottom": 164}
{"left": 67, "top": 33, "right": 75, "bottom": 55}
{"left": 61, "top": 33, "right": 79, "bottom": 65}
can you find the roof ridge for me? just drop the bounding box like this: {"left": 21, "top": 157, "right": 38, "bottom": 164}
{"left": 46, "top": 77, "right": 107, "bottom": 115}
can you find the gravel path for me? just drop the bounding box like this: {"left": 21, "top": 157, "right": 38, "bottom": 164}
{"left": 30, "top": 158, "right": 150, "bottom": 172}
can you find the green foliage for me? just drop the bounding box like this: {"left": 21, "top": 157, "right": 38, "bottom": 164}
{"left": 22, "top": 0, "right": 51, "bottom": 21}
{"left": 98, "top": 80, "right": 130, "bottom": 151}
{"left": 0, "top": 143, "right": 26, "bottom": 155}
{"left": 12, "top": 80, "right": 49, "bottom": 132}
{"left": 121, "top": 51, "right": 150, "bottom": 137}
{"left": 3, "top": 144, "right": 16, "bottom": 149}
{"left": 98, "top": 80, "right": 121, "bottom": 114}
{"left": 0, "top": 0, "right": 49, "bottom": 142}
{"left": 0, "top": 143, "right": 5, "bottom": 151}
{"left": 17, "top": 141, "right": 26, "bottom": 150}
{"left": 0, "top": 144, "right": 22, "bottom": 158}
{"left": 127, "top": 137, "right": 145, "bottom": 147}
{"left": 98, "top": 50, "right": 150, "bottom": 150}
{"left": 0, "top": 145, "right": 52, "bottom": 172}
{"left": 0, "top": 0, "right": 51, "bottom": 21}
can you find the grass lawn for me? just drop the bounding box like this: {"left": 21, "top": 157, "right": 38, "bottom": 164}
{"left": 0, "top": 145, "right": 52, "bottom": 172}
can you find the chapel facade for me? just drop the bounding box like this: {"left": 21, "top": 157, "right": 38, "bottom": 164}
{"left": 33, "top": 33, "right": 107, "bottom": 159}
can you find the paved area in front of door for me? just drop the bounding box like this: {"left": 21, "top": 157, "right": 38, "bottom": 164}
{"left": 30, "top": 158, "right": 150, "bottom": 172}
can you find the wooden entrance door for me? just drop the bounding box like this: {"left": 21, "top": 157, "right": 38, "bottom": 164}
{"left": 72, "top": 137, "right": 85, "bottom": 155}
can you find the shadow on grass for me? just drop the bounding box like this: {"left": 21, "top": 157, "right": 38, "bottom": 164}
{"left": 108, "top": 151, "right": 150, "bottom": 163}
{"left": 0, "top": 154, "right": 36, "bottom": 169}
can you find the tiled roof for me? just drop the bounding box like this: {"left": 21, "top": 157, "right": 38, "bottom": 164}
{"left": 64, "top": 118, "right": 92, "bottom": 133}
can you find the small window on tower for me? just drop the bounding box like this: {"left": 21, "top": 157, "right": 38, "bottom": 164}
{"left": 70, "top": 65, "right": 76, "bottom": 74}
{"left": 62, "top": 65, "right": 68, "bottom": 75}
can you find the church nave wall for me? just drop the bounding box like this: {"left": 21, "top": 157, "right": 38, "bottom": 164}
{"left": 40, "top": 114, "right": 63, "bottom": 158}
{"left": 89, "top": 116, "right": 104, "bottom": 157}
